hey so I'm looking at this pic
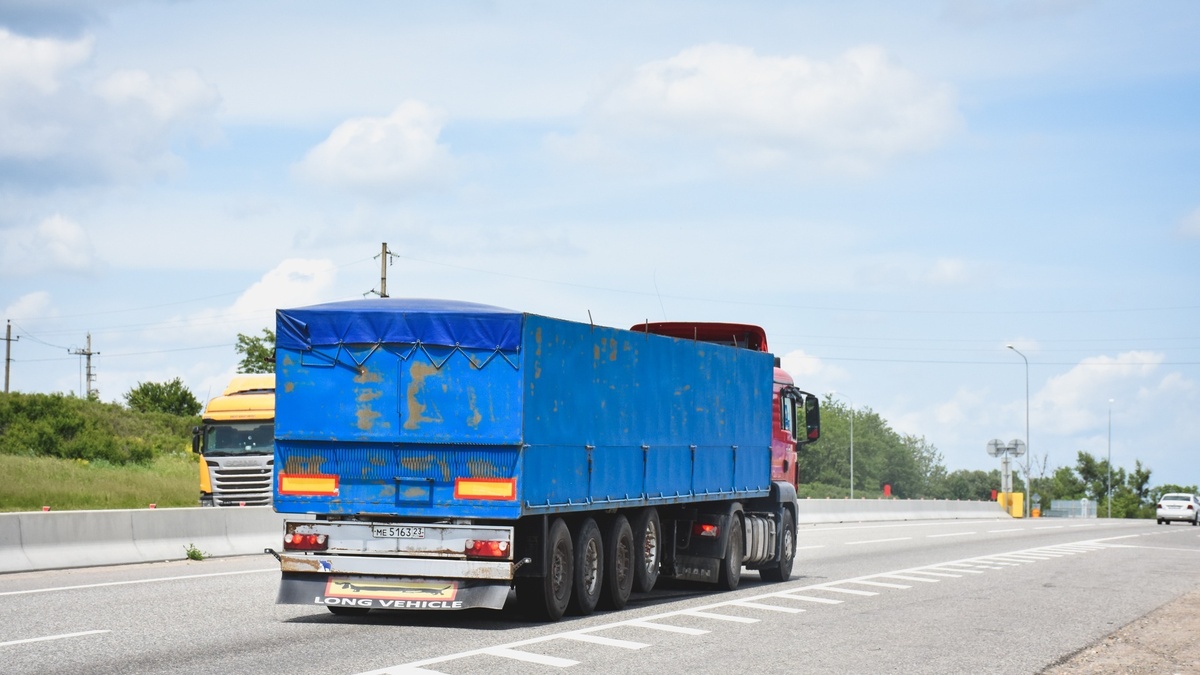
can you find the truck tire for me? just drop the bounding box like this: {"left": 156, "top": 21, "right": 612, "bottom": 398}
{"left": 516, "top": 518, "right": 573, "bottom": 621}
{"left": 568, "top": 518, "right": 604, "bottom": 615}
{"left": 717, "top": 513, "right": 743, "bottom": 591}
{"left": 327, "top": 606, "right": 370, "bottom": 617}
{"left": 759, "top": 509, "right": 795, "bottom": 583}
{"left": 631, "top": 507, "right": 661, "bottom": 593}
{"left": 599, "top": 515, "right": 634, "bottom": 610}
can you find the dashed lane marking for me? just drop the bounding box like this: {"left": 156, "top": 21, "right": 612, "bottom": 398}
{"left": 486, "top": 647, "right": 577, "bottom": 668}
{"left": 734, "top": 601, "right": 806, "bottom": 613}
{"left": 353, "top": 535, "right": 1142, "bottom": 675}
{"left": 626, "top": 621, "right": 710, "bottom": 635}
{"left": 562, "top": 634, "right": 650, "bottom": 649}
{"left": 814, "top": 586, "right": 878, "bottom": 596}
{"left": 685, "top": 610, "right": 760, "bottom": 623}
{"left": 0, "top": 630, "right": 110, "bottom": 648}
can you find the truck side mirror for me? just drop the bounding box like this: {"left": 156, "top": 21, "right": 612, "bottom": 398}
{"left": 191, "top": 426, "right": 202, "bottom": 454}
{"left": 802, "top": 394, "right": 821, "bottom": 443}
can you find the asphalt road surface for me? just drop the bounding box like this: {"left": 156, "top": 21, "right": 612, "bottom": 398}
{"left": 3, "top": 518, "right": 1199, "bottom": 675}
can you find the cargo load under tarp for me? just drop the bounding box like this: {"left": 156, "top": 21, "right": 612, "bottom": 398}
{"left": 273, "top": 298, "right": 773, "bottom": 520}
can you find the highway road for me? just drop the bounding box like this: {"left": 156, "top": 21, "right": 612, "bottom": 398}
{"left": 3, "top": 518, "right": 1199, "bottom": 674}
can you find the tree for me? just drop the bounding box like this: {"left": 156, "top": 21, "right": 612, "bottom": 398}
{"left": 123, "top": 377, "right": 202, "bottom": 417}
{"left": 236, "top": 329, "right": 275, "bottom": 374}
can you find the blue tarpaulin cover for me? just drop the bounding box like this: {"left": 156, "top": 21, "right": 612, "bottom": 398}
{"left": 275, "top": 298, "right": 523, "bottom": 352}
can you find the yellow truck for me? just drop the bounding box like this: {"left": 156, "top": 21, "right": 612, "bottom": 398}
{"left": 191, "top": 374, "right": 275, "bottom": 507}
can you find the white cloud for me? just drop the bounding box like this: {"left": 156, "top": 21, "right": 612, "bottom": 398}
{"left": 564, "top": 43, "right": 961, "bottom": 173}
{"left": 0, "top": 28, "right": 220, "bottom": 186}
{"left": 0, "top": 28, "right": 91, "bottom": 94}
{"left": 0, "top": 214, "right": 98, "bottom": 276}
{"left": 232, "top": 258, "right": 339, "bottom": 316}
{"left": 780, "top": 348, "right": 848, "bottom": 384}
{"left": 1178, "top": 207, "right": 1200, "bottom": 238}
{"left": 1035, "top": 351, "right": 1163, "bottom": 435}
{"left": 3, "top": 291, "right": 55, "bottom": 319}
{"left": 294, "top": 100, "right": 455, "bottom": 196}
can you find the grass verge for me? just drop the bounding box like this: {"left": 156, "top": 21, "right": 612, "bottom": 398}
{"left": 0, "top": 453, "right": 197, "bottom": 512}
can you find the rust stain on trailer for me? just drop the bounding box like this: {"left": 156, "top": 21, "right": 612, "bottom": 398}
{"left": 404, "top": 361, "right": 440, "bottom": 430}
{"left": 401, "top": 455, "right": 434, "bottom": 472}
{"left": 466, "top": 458, "right": 502, "bottom": 477}
{"left": 354, "top": 368, "right": 383, "bottom": 384}
{"left": 356, "top": 405, "right": 382, "bottom": 431}
{"left": 466, "top": 387, "right": 482, "bottom": 428}
{"left": 284, "top": 455, "right": 326, "bottom": 474}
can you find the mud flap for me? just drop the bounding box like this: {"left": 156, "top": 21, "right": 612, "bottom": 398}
{"left": 277, "top": 572, "right": 511, "bottom": 611}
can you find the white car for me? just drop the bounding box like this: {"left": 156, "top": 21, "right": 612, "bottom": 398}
{"left": 1156, "top": 493, "right": 1200, "bottom": 525}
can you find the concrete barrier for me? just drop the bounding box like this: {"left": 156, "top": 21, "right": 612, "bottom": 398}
{"left": 796, "top": 498, "right": 1008, "bottom": 524}
{"left": 0, "top": 499, "right": 1009, "bottom": 575}
{"left": 0, "top": 506, "right": 287, "bottom": 574}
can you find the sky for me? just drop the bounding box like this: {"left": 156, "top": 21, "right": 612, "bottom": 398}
{"left": 1, "top": 0, "right": 1198, "bottom": 490}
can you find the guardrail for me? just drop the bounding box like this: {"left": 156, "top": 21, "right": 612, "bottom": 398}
{"left": 0, "top": 499, "right": 1007, "bottom": 574}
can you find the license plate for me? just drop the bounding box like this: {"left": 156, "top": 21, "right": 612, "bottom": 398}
{"left": 372, "top": 525, "right": 426, "bottom": 539}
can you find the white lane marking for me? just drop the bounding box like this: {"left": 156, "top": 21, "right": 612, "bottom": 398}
{"left": 846, "top": 537, "right": 913, "bottom": 546}
{"left": 796, "top": 545, "right": 827, "bottom": 551}
{"left": 988, "top": 528, "right": 1024, "bottom": 532}
{"left": 0, "top": 630, "right": 109, "bottom": 647}
{"left": 563, "top": 634, "right": 649, "bottom": 649}
{"left": 844, "top": 579, "right": 911, "bottom": 589}
{"left": 735, "top": 601, "right": 805, "bottom": 613}
{"left": 908, "top": 570, "right": 963, "bottom": 578}
{"left": 0, "top": 568, "right": 277, "bottom": 597}
{"left": 878, "top": 574, "right": 938, "bottom": 583}
{"left": 928, "top": 532, "right": 975, "bottom": 538}
{"left": 1034, "top": 526, "right": 1065, "bottom": 530}
{"left": 1105, "top": 544, "right": 1200, "bottom": 553}
{"left": 686, "top": 610, "right": 759, "bottom": 624}
{"left": 486, "top": 647, "right": 577, "bottom": 667}
{"left": 779, "top": 594, "right": 844, "bottom": 605}
{"left": 627, "top": 621, "right": 710, "bottom": 635}
{"left": 813, "top": 586, "right": 878, "bottom": 596}
{"left": 353, "top": 533, "right": 1145, "bottom": 675}
{"left": 928, "top": 565, "right": 984, "bottom": 574}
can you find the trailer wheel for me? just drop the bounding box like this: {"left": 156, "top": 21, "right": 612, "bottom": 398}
{"left": 599, "top": 515, "right": 634, "bottom": 610}
{"left": 568, "top": 518, "right": 604, "bottom": 615}
{"left": 631, "top": 507, "right": 661, "bottom": 593}
{"left": 516, "top": 518, "right": 573, "bottom": 621}
{"left": 717, "top": 513, "right": 743, "bottom": 591}
{"left": 759, "top": 509, "right": 795, "bottom": 583}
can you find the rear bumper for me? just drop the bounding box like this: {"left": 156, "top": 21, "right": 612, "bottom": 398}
{"left": 1157, "top": 510, "right": 1197, "bottom": 522}
{"left": 277, "top": 571, "right": 511, "bottom": 611}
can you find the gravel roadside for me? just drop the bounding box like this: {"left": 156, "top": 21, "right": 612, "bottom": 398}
{"left": 1042, "top": 586, "right": 1200, "bottom": 674}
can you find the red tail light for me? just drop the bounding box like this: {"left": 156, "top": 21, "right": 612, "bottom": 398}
{"left": 284, "top": 532, "right": 329, "bottom": 551}
{"left": 1188, "top": 504, "right": 1195, "bottom": 511}
{"left": 1157, "top": 503, "right": 1164, "bottom": 509}
{"left": 693, "top": 523, "right": 720, "bottom": 538}
{"left": 464, "top": 539, "right": 510, "bottom": 559}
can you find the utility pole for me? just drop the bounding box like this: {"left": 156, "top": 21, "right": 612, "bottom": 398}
{"left": 71, "top": 333, "right": 99, "bottom": 399}
{"left": 366, "top": 242, "right": 400, "bottom": 298}
{"left": 3, "top": 320, "right": 17, "bottom": 393}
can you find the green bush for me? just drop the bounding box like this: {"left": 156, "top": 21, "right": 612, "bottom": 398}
{"left": 0, "top": 391, "right": 196, "bottom": 465}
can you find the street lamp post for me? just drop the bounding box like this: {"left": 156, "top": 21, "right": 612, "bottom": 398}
{"left": 1107, "top": 398, "right": 1114, "bottom": 519}
{"left": 828, "top": 391, "right": 854, "bottom": 499}
{"left": 1006, "top": 345, "right": 1031, "bottom": 518}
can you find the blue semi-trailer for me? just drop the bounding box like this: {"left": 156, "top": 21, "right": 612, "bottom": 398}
{"left": 269, "top": 298, "right": 820, "bottom": 621}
